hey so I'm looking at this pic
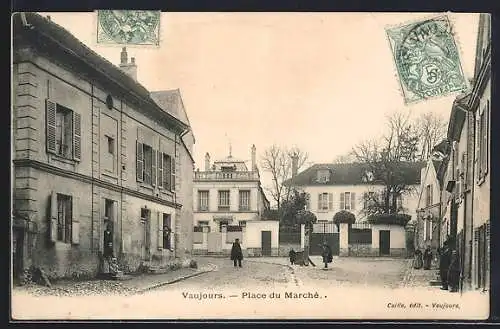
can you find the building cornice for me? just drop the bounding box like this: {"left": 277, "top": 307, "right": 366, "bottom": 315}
{"left": 13, "top": 159, "right": 183, "bottom": 209}
{"left": 468, "top": 46, "right": 491, "bottom": 111}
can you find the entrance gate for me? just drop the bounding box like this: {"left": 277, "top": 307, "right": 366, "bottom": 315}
{"left": 309, "top": 222, "right": 339, "bottom": 256}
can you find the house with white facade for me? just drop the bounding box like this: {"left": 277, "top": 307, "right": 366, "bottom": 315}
{"left": 286, "top": 161, "right": 423, "bottom": 257}
{"left": 192, "top": 145, "right": 274, "bottom": 256}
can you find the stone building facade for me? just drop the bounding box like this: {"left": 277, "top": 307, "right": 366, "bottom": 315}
{"left": 192, "top": 146, "right": 273, "bottom": 256}
{"left": 12, "top": 13, "right": 195, "bottom": 280}
{"left": 431, "top": 13, "right": 490, "bottom": 293}
{"left": 414, "top": 159, "right": 444, "bottom": 252}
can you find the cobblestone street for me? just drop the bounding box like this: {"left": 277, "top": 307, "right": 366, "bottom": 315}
{"left": 12, "top": 256, "right": 489, "bottom": 320}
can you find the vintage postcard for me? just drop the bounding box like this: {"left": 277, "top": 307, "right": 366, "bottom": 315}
{"left": 11, "top": 12, "right": 491, "bottom": 320}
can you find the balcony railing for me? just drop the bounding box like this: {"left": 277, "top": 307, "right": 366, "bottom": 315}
{"left": 194, "top": 171, "right": 259, "bottom": 181}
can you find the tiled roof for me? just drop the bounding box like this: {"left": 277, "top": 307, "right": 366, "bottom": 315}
{"left": 286, "top": 162, "right": 425, "bottom": 186}
{"left": 13, "top": 12, "right": 189, "bottom": 133}
{"left": 447, "top": 93, "right": 471, "bottom": 142}
{"left": 150, "top": 89, "right": 191, "bottom": 127}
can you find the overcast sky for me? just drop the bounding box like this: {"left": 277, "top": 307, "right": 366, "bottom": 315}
{"left": 38, "top": 12, "right": 480, "bottom": 202}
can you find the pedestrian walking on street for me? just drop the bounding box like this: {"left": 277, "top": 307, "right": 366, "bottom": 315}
{"left": 289, "top": 249, "right": 297, "bottom": 265}
{"left": 231, "top": 238, "right": 243, "bottom": 268}
{"left": 447, "top": 249, "right": 460, "bottom": 292}
{"left": 413, "top": 249, "right": 423, "bottom": 269}
{"left": 321, "top": 242, "right": 333, "bottom": 270}
{"left": 438, "top": 241, "right": 451, "bottom": 290}
{"left": 423, "top": 246, "right": 433, "bottom": 270}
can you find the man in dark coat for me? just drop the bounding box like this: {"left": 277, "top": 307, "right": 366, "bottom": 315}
{"left": 230, "top": 238, "right": 243, "bottom": 268}
{"left": 104, "top": 223, "right": 114, "bottom": 258}
{"left": 439, "top": 241, "right": 451, "bottom": 290}
{"left": 321, "top": 242, "right": 333, "bottom": 269}
{"left": 289, "top": 249, "right": 297, "bottom": 265}
{"left": 423, "top": 246, "right": 433, "bottom": 270}
{"left": 447, "top": 249, "right": 460, "bottom": 292}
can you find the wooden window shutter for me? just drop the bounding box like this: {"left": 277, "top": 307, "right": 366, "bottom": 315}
{"left": 99, "top": 199, "right": 105, "bottom": 253}
{"left": 484, "top": 101, "right": 489, "bottom": 176}
{"left": 170, "top": 222, "right": 175, "bottom": 252}
{"left": 340, "top": 192, "right": 345, "bottom": 210}
{"left": 46, "top": 99, "right": 57, "bottom": 154}
{"left": 152, "top": 149, "right": 157, "bottom": 186}
{"left": 306, "top": 193, "right": 310, "bottom": 210}
{"left": 317, "top": 193, "right": 321, "bottom": 211}
{"left": 73, "top": 112, "right": 82, "bottom": 161}
{"left": 328, "top": 193, "right": 333, "bottom": 210}
{"left": 475, "top": 111, "right": 483, "bottom": 180}
{"left": 164, "top": 154, "right": 171, "bottom": 190}
{"left": 171, "top": 154, "right": 176, "bottom": 192}
{"left": 158, "top": 152, "right": 164, "bottom": 189}
{"left": 146, "top": 211, "right": 152, "bottom": 250}
{"left": 49, "top": 191, "right": 58, "bottom": 243}
{"left": 351, "top": 192, "right": 356, "bottom": 210}
{"left": 157, "top": 212, "right": 163, "bottom": 250}
{"left": 71, "top": 195, "right": 80, "bottom": 244}
{"left": 136, "top": 141, "right": 144, "bottom": 182}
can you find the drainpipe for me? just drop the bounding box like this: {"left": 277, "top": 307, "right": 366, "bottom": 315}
{"left": 91, "top": 84, "right": 95, "bottom": 253}
{"left": 174, "top": 134, "right": 177, "bottom": 259}
{"left": 120, "top": 99, "right": 124, "bottom": 260}
{"left": 469, "top": 108, "right": 476, "bottom": 290}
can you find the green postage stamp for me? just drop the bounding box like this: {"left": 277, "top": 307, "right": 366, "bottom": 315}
{"left": 386, "top": 15, "right": 468, "bottom": 104}
{"left": 97, "top": 10, "right": 161, "bottom": 46}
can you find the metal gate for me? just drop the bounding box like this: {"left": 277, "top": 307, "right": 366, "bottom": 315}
{"left": 310, "top": 222, "right": 339, "bottom": 256}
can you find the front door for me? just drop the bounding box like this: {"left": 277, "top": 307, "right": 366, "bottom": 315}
{"left": 261, "top": 231, "right": 272, "bottom": 256}
{"left": 379, "top": 230, "right": 390, "bottom": 256}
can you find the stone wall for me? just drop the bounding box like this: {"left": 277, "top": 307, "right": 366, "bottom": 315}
{"left": 246, "top": 248, "right": 279, "bottom": 257}
{"left": 348, "top": 243, "right": 378, "bottom": 257}
{"left": 347, "top": 244, "right": 407, "bottom": 258}
{"left": 278, "top": 243, "right": 301, "bottom": 256}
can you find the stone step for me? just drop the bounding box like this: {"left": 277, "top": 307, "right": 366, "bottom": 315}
{"left": 111, "top": 271, "right": 133, "bottom": 281}
{"left": 149, "top": 267, "right": 169, "bottom": 274}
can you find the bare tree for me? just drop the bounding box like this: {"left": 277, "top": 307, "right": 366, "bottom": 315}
{"left": 332, "top": 153, "right": 355, "bottom": 164}
{"left": 352, "top": 111, "right": 420, "bottom": 216}
{"left": 415, "top": 111, "right": 448, "bottom": 161}
{"left": 260, "top": 145, "right": 308, "bottom": 210}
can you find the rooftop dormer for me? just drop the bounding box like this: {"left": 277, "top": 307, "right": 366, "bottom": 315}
{"left": 316, "top": 168, "right": 331, "bottom": 183}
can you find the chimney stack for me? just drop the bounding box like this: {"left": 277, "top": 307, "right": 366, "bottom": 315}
{"left": 119, "top": 47, "right": 138, "bottom": 81}
{"left": 251, "top": 144, "right": 256, "bottom": 171}
{"left": 205, "top": 152, "right": 211, "bottom": 171}
{"left": 120, "top": 47, "right": 127, "bottom": 64}
{"left": 291, "top": 154, "right": 299, "bottom": 178}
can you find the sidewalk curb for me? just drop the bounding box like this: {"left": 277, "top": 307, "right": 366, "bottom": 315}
{"left": 137, "top": 264, "right": 218, "bottom": 293}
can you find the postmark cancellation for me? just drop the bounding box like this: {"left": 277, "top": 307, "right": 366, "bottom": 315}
{"left": 386, "top": 15, "right": 469, "bottom": 104}
{"left": 96, "top": 10, "right": 161, "bottom": 46}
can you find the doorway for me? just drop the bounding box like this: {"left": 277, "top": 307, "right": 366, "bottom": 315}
{"left": 261, "top": 231, "right": 272, "bottom": 256}
{"left": 140, "top": 207, "right": 151, "bottom": 260}
{"left": 379, "top": 230, "right": 391, "bottom": 256}
{"left": 13, "top": 227, "right": 24, "bottom": 283}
